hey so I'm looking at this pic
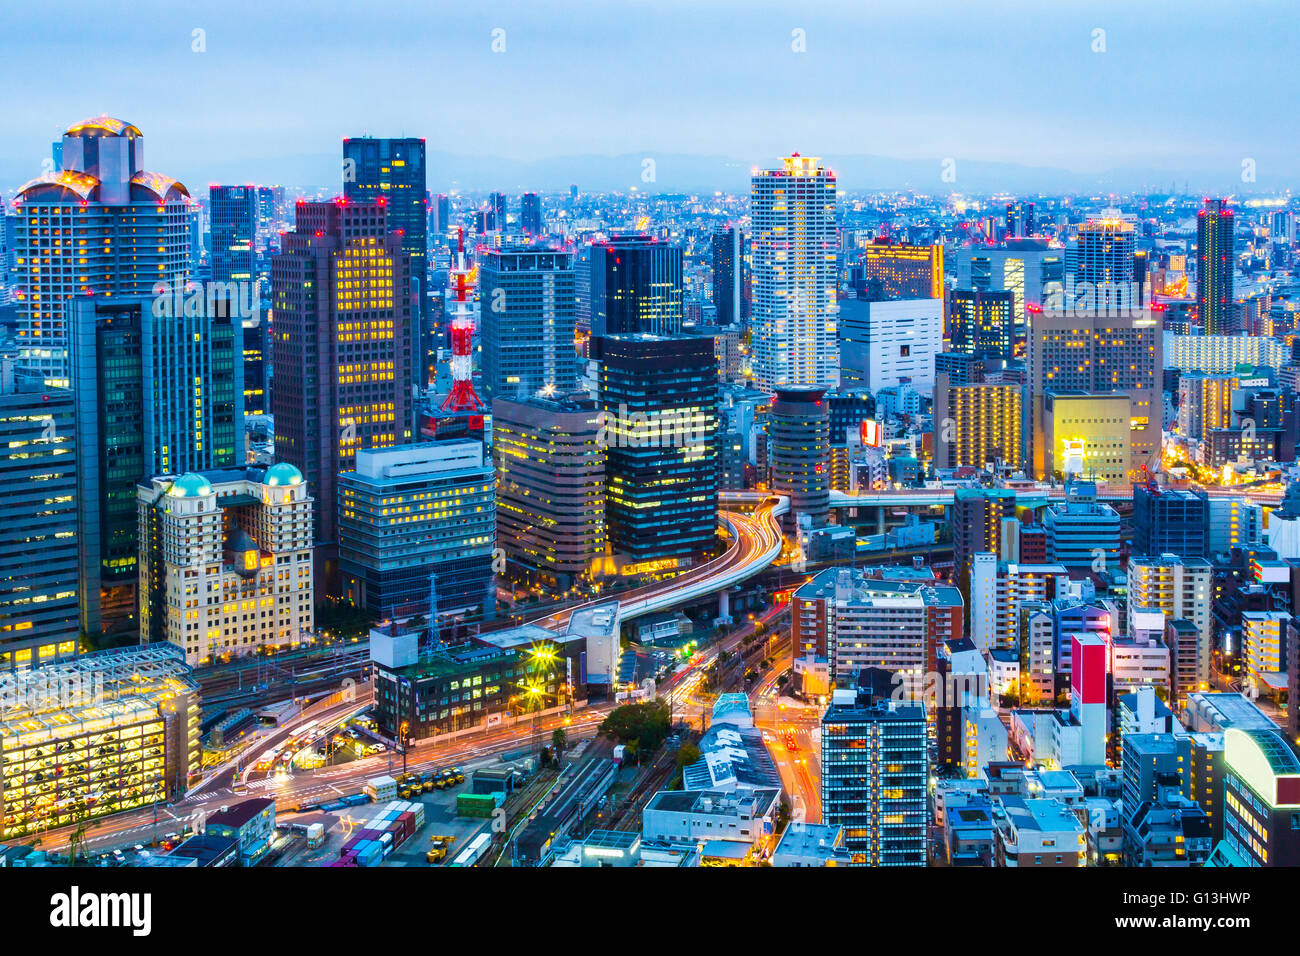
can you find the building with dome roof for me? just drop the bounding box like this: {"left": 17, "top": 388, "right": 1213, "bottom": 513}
{"left": 12, "top": 117, "right": 193, "bottom": 386}
{"left": 137, "top": 465, "right": 314, "bottom": 665}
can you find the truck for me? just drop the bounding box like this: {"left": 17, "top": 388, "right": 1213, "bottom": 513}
{"left": 306, "top": 823, "right": 325, "bottom": 849}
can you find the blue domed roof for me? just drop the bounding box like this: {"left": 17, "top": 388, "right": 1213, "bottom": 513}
{"left": 264, "top": 463, "right": 303, "bottom": 487}
{"left": 167, "top": 473, "right": 213, "bottom": 498}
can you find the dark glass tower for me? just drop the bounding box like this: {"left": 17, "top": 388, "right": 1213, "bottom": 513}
{"left": 520, "top": 192, "right": 542, "bottom": 236}
{"left": 770, "top": 386, "right": 830, "bottom": 533}
{"left": 711, "top": 227, "right": 749, "bottom": 327}
{"left": 209, "top": 185, "right": 258, "bottom": 284}
{"left": 590, "top": 234, "right": 684, "bottom": 337}
{"left": 1197, "top": 199, "right": 1236, "bottom": 334}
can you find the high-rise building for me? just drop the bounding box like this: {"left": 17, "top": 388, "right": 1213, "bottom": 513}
{"left": 970, "top": 554, "right": 1069, "bottom": 654}
{"left": 1065, "top": 217, "right": 1137, "bottom": 312}
{"left": 1133, "top": 484, "right": 1209, "bottom": 558}
{"left": 953, "top": 488, "right": 1018, "bottom": 591}
{"left": 596, "top": 334, "right": 718, "bottom": 567}
{"left": 209, "top": 185, "right": 258, "bottom": 285}
{"left": 1127, "top": 553, "right": 1212, "bottom": 699}
{"left": 1026, "top": 308, "right": 1162, "bottom": 480}
{"left": 12, "top": 116, "right": 192, "bottom": 386}
{"left": 1005, "top": 201, "right": 1035, "bottom": 238}
{"left": 1041, "top": 391, "right": 1133, "bottom": 485}
{"left": 952, "top": 240, "right": 1064, "bottom": 319}
{"left": 1178, "top": 372, "right": 1237, "bottom": 447}
{"left": 520, "top": 192, "right": 542, "bottom": 236}
{"left": 1241, "top": 611, "right": 1287, "bottom": 701}
{"left": 70, "top": 296, "right": 244, "bottom": 638}
{"left": 339, "top": 442, "right": 496, "bottom": 622}
{"left": 838, "top": 298, "right": 942, "bottom": 393}
{"left": 491, "top": 192, "right": 508, "bottom": 231}
{"left": 751, "top": 154, "right": 838, "bottom": 391}
{"left": 932, "top": 375, "right": 1023, "bottom": 471}
{"left": 1210, "top": 727, "right": 1300, "bottom": 866}
{"left": 479, "top": 245, "right": 578, "bottom": 402}
{"left": 137, "top": 464, "right": 313, "bottom": 665}
{"left": 948, "top": 289, "right": 1016, "bottom": 358}
{"left": 1197, "top": 199, "right": 1235, "bottom": 335}
{"left": 590, "top": 234, "right": 684, "bottom": 337}
{"left": 492, "top": 396, "right": 605, "bottom": 590}
{"left": 711, "top": 227, "right": 749, "bottom": 327}
{"left": 343, "top": 137, "right": 428, "bottom": 379}
{"left": 1164, "top": 334, "right": 1287, "bottom": 374}
{"left": 852, "top": 241, "right": 943, "bottom": 301}
{"left": 430, "top": 194, "right": 450, "bottom": 237}
{"left": 0, "top": 358, "right": 78, "bottom": 668}
{"left": 271, "top": 199, "right": 415, "bottom": 575}
{"left": 821, "top": 682, "right": 928, "bottom": 866}
{"left": 255, "top": 185, "right": 285, "bottom": 248}
{"left": 770, "top": 386, "right": 830, "bottom": 533}
{"left": 1042, "top": 482, "right": 1121, "bottom": 570}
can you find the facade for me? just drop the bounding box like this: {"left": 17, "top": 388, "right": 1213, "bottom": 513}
{"left": 271, "top": 199, "right": 415, "bottom": 570}
{"left": 1133, "top": 484, "right": 1209, "bottom": 559}
{"left": 1165, "top": 334, "right": 1286, "bottom": 374}
{"left": 711, "top": 227, "right": 749, "bottom": 327}
{"left": 1215, "top": 727, "right": 1300, "bottom": 866}
{"left": 205, "top": 797, "right": 276, "bottom": 866}
{"left": 993, "top": 797, "right": 1087, "bottom": 867}
{"left": 339, "top": 442, "right": 496, "bottom": 620}
{"left": 1041, "top": 391, "right": 1132, "bottom": 485}
{"left": 1197, "top": 199, "right": 1236, "bottom": 335}
{"left": 952, "top": 488, "right": 1018, "bottom": 590}
{"left": 1042, "top": 483, "right": 1121, "bottom": 570}
{"left": 1126, "top": 554, "right": 1212, "bottom": 698}
{"left": 208, "top": 185, "right": 258, "bottom": 285}
{"left": 769, "top": 386, "right": 830, "bottom": 533}
{"left": 519, "top": 192, "right": 542, "bottom": 236}
{"left": 137, "top": 464, "right": 314, "bottom": 665}
{"left": 838, "top": 297, "right": 942, "bottom": 393}
{"left": 596, "top": 334, "right": 718, "bottom": 567}
{"left": 853, "top": 241, "right": 943, "bottom": 301}
{"left": 0, "top": 360, "right": 78, "bottom": 668}
{"left": 970, "top": 555, "right": 1069, "bottom": 654}
{"left": 70, "top": 296, "right": 244, "bottom": 638}
{"left": 12, "top": 117, "right": 191, "bottom": 386}
{"left": 0, "top": 644, "right": 199, "bottom": 841}
{"left": 948, "top": 289, "right": 1016, "bottom": 358}
{"left": 1178, "top": 372, "right": 1237, "bottom": 446}
{"left": 492, "top": 396, "right": 604, "bottom": 589}
{"left": 589, "top": 234, "right": 683, "bottom": 337}
{"left": 750, "top": 154, "right": 838, "bottom": 391}
{"left": 1065, "top": 218, "right": 1137, "bottom": 312}
{"left": 479, "top": 245, "right": 578, "bottom": 402}
{"left": 932, "top": 375, "right": 1023, "bottom": 471}
{"left": 952, "top": 241, "right": 1065, "bottom": 318}
{"left": 821, "top": 686, "right": 928, "bottom": 866}
{"left": 1241, "top": 611, "right": 1287, "bottom": 700}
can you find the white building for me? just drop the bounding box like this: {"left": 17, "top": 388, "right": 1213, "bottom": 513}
{"left": 750, "top": 154, "right": 838, "bottom": 391}
{"left": 641, "top": 788, "right": 780, "bottom": 849}
{"left": 137, "top": 464, "right": 314, "bottom": 666}
{"left": 970, "top": 553, "right": 1069, "bottom": 654}
{"left": 1164, "top": 334, "right": 1288, "bottom": 374}
{"left": 1109, "top": 637, "right": 1171, "bottom": 694}
{"left": 838, "top": 297, "right": 943, "bottom": 394}
{"left": 1126, "top": 554, "right": 1212, "bottom": 693}
{"left": 1241, "top": 611, "right": 1288, "bottom": 700}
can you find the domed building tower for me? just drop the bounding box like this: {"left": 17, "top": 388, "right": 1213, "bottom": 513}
{"left": 13, "top": 116, "right": 191, "bottom": 385}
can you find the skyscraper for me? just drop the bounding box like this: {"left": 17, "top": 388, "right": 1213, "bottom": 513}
{"left": 0, "top": 358, "right": 78, "bottom": 668}
{"left": 70, "top": 295, "right": 244, "bottom": 639}
{"left": 1065, "top": 217, "right": 1137, "bottom": 312}
{"left": 1005, "top": 201, "right": 1035, "bottom": 238}
{"left": 1197, "top": 199, "right": 1236, "bottom": 335}
{"left": 853, "top": 241, "right": 943, "bottom": 301}
{"left": 271, "top": 199, "right": 415, "bottom": 578}
{"left": 520, "top": 192, "right": 543, "bottom": 236}
{"left": 12, "top": 116, "right": 191, "bottom": 386}
{"left": 590, "top": 234, "right": 684, "bottom": 337}
{"left": 948, "top": 289, "right": 1016, "bottom": 358}
{"left": 770, "top": 386, "right": 830, "bottom": 534}
{"left": 343, "top": 137, "right": 429, "bottom": 380}
{"left": 932, "top": 376, "right": 1023, "bottom": 471}
{"left": 751, "top": 154, "right": 838, "bottom": 390}
{"left": 479, "top": 245, "right": 578, "bottom": 402}
{"left": 953, "top": 488, "right": 1018, "bottom": 591}
{"left": 209, "top": 185, "right": 258, "bottom": 285}
{"left": 711, "top": 227, "right": 749, "bottom": 327}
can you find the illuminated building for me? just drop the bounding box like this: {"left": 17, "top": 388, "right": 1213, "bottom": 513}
{"left": 838, "top": 297, "right": 942, "bottom": 392}
{"left": 821, "top": 679, "right": 928, "bottom": 866}
{"left": 1164, "top": 333, "right": 1287, "bottom": 374}
{"left": 970, "top": 554, "right": 1068, "bottom": 654}
{"left": 519, "top": 192, "right": 542, "bottom": 236}
{"left": 271, "top": 198, "right": 415, "bottom": 579}
{"left": 711, "top": 226, "right": 749, "bottom": 327}
{"left": 1241, "top": 611, "right": 1287, "bottom": 701}
{"left": 12, "top": 116, "right": 192, "bottom": 387}
{"left": 1133, "top": 484, "right": 1209, "bottom": 558}
{"left": 1178, "top": 372, "right": 1237, "bottom": 446}
{"left": 70, "top": 296, "right": 243, "bottom": 639}
{"left": 492, "top": 396, "right": 604, "bottom": 590}
{"left": 1026, "top": 308, "right": 1162, "bottom": 480}
{"left": 770, "top": 386, "right": 829, "bottom": 533}
{"left": 596, "top": 334, "right": 718, "bottom": 566}
{"left": 1043, "top": 482, "right": 1120, "bottom": 570}
{"left": 953, "top": 488, "right": 1018, "bottom": 593}
{"left": 0, "top": 643, "right": 199, "bottom": 842}
{"left": 479, "top": 244, "right": 578, "bottom": 402}
{"left": 256, "top": 185, "right": 284, "bottom": 247}
{"left": 751, "top": 154, "right": 837, "bottom": 391}
{"left": 948, "top": 288, "right": 1016, "bottom": 358}
{"left": 1209, "top": 727, "right": 1300, "bottom": 866}
{"left": 932, "top": 375, "right": 1023, "bottom": 471}
{"left": 852, "top": 240, "right": 943, "bottom": 301}
{"left": 1126, "top": 554, "right": 1212, "bottom": 698}
{"left": 951, "top": 240, "right": 1064, "bottom": 318}
{"left": 339, "top": 441, "right": 495, "bottom": 620}
{"left": 590, "top": 234, "right": 683, "bottom": 337}
{"left": 1197, "top": 199, "right": 1236, "bottom": 335}
{"left": 1041, "top": 391, "right": 1132, "bottom": 485}
{"left": 209, "top": 185, "right": 257, "bottom": 285}
{"left": 343, "top": 137, "right": 429, "bottom": 380}
{"left": 137, "top": 464, "right": 314, "bottom": 666}
{"left": 993, "top": 797, "right": 1087, "bottom": 867}
{"left": 1065, "top": 217, "right": 1137, "bottom": 312}
{"left": 1005, "top": 201, "right": 1035, "bottom": 238}
{"left": 0, "top": 358, "right": 77, "bottom": 668}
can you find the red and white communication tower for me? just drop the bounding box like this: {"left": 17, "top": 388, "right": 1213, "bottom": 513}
{"left": 441, "top": 226, "right": 484, "bottom": 412}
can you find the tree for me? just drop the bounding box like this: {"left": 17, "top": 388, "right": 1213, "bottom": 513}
{"left": 599, "top": 700, "right": 671, "bottom": 752}
{"left": 675, "top": 742, "right": 701, "bottom": 771}
{"left": 551, "top": 727, "right": 567, "bottom": 756}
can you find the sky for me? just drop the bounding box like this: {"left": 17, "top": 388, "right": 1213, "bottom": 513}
{"left": 2, "top": 0, "right": 1298, "bottom": 194}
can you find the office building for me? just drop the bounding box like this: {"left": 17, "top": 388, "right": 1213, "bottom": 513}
{"left": 70, "top": 296, "right": 244, "bottom": 639}
{"left": 821, "top": 683, "right": 928, "bottom": 866}
{"left": 1005, "top": 201, "right": 1035, "bottom": 238}
{"left": 1065, "top": 218, "right": 1137, "bottom": 312}
{"left": 1197, "top": 199, "right": 1236, "bottom": 335}
{"left": 1040, "top": 391, "right": 1132, "bottom": 486}
{"left": 208, "top": 185, "right": 258, "bottom": 285}
{"left": 519, "top": 192, "right": 542, "bottom": 236}
{"left": 596, "top": 334, "right": 718, "bottom": 568}
{"left": 1178, "top": 372, "right": 1237, "bottom": 446}
{"left": 137, "top": 464, "right": 314, "bottom": 665}
{"left": 953, "top": 488, "right": 1018, "bottom": 590}
{"left": 1026, "top": 308, "right": 1162, "bottom": 480}
{"left": 479, "top": 245, "right": 578, "bottom": 402}
{"left": 838, "top": 298, "right": 942, "bottom": 393}
{"left": 339, "top": 441, "right": 495, "bottom": 622}
{"left": 589, "top": 234, "right": 684, "bottom": 337}
{"left": 1165, "top": 334, "right": 1287, "bottom": 374}
{"left": 1210, "top": 727, "right": 1300, "bottom": 866}
{"left": 0, "top": 359, "right": 77, "bottom": 668}
{"left": 271, "top": 198, "right": 415, "bottom": 573}
{"left": 770, "top": 386, "right": 830, "bottom": 533}
{"left": 852, "top": 241, "right": 943, "bottom": 300}
{"left": 992, "top": 796, "right": 1087, "bottom": 867}
{"left": 13, "top": 116, "right": 191, "bottom": 386}
{"left": 970, "top": 554, "right": 1069, "bottom": 654}
{"left": 1133, "top": 484, "right": 1209, "bottom": 558}
{"left": 1127, "top": 554, "right": 1212, "bottom": 699}
{"left": 952, "top": 240, "right": 1065, "bottom": 318}
{"left": 1043, "top": 482, "right": 1120, "bottom": 570}
{"left": 1241, "top": 611, "right": 1287, "bottom": 701}
{"left": 751, "top": 154, "right": 838, "bottom": 390}
{"left": 948, "top": 289, "right": 1016, "bottom": 358}
{"left": 932, "top": 375, "right": 1023, "bottom": 471}
{"left": 0, "top": 643, "right": 199, "bottom": 841}
{"left": 711, "top": 226, "right": 749, "bottom": 327}
{"left": 492, "top": 395, "right": 604, "bottom": 590}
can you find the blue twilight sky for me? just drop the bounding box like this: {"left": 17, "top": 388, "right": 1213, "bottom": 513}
{"left": 2, "top": 0, "right": 1298, "bottom": 193}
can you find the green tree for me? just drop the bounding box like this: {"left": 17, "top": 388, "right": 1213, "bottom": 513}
{"left": 599, "top": 700, "right": 672, "bottom": 752}
{"left": 675, "top": 742, "right": 701, "bottom": 771}
{"left": 551, "top": 727, "right": 567, "bottom": 756}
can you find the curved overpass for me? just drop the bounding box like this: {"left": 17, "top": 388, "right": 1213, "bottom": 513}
{"left": 528, "top": 495, "right": 788, "bottom": 631}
